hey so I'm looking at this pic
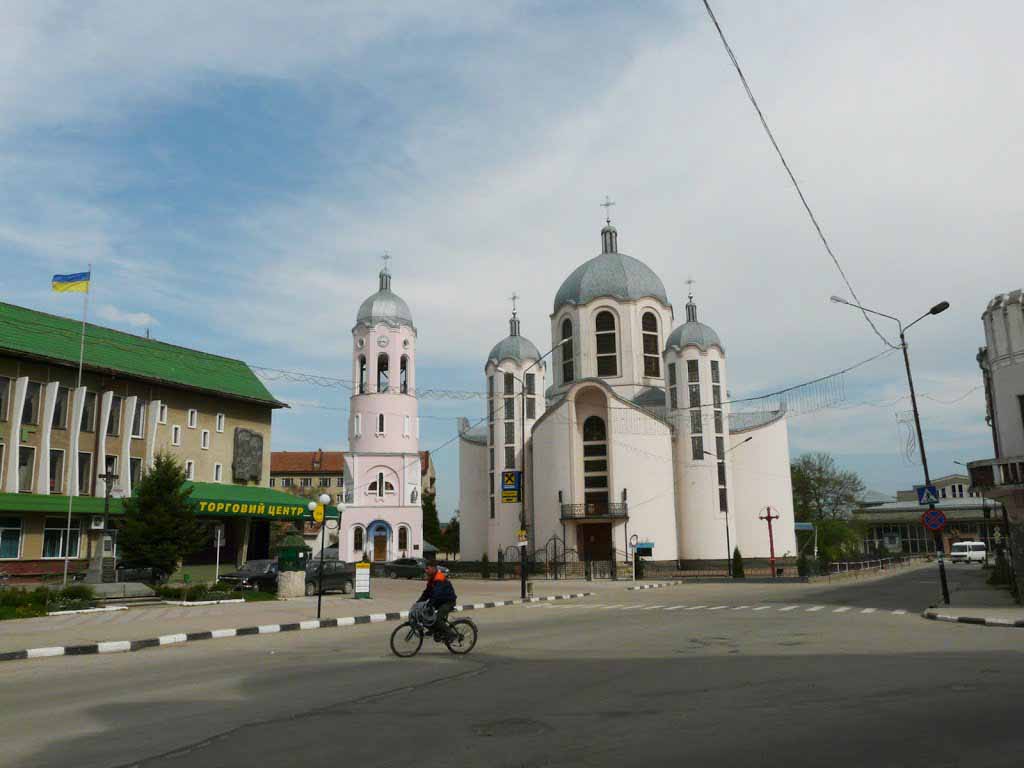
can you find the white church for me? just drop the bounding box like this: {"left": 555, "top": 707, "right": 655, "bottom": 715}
{"left": 458, "top": 219, "right": 797, "bottom": 566}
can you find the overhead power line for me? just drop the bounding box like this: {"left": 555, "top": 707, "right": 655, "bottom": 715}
{"left": 701, "top": 0, "right": 897, "bottom": 351}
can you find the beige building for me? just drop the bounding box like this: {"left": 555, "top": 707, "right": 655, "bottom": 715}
{"left": 0, "top": 301, "right": 293, "bottom": 581}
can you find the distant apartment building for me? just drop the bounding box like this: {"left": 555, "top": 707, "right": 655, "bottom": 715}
{"left": 0, "top": 302, "right": 302, "bottom": 581}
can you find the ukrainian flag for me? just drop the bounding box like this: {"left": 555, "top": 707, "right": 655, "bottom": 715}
{"left": 51, "top": 271, "right": 91, "bottom": 293}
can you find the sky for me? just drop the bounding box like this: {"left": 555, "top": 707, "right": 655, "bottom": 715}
{"left": 2, "top": 1, "right": 1020, "bottom": 520}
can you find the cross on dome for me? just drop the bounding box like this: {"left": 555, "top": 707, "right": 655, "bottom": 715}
{"left": 600, "top": 195, "right": 615, "bottom": 225}
{"left": 508, "top": 292, "right": 521, "bottom": 336}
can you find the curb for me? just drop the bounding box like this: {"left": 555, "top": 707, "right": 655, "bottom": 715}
{"left": 0, "top": 592, "right": 592, "bottom": 663}
{"left": 922, "top": 610, "right": 1024, "bottom": 628}
{"left": 627, "top": 578, "right": 801, "bottom": 589}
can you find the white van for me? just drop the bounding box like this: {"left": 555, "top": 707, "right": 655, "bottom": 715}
{"left": 950, "top": 541, "right": 987, "bottom": 564}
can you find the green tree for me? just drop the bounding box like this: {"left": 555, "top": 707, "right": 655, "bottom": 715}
{"left": 441, "top": 514, "right": 460, "bottom": 555}
{"left": 421, "top": 491, "right": 442, "bottom": 548}
{"left": 732, "top": 547, "right": 745, "bottom": 578}
{"left": 119, "top": 454, "right": 207, "bottom": 579}
{"left": 791, "top": 452, "right": 866, "bottom": 521}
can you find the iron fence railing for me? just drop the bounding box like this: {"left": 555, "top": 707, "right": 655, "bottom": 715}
{"left": 560, "top": 502, "right": 629, "bottom": 520}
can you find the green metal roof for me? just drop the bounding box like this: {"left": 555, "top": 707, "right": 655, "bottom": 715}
{"left": 0, "top": 302, "right": 285, "bottom": 407}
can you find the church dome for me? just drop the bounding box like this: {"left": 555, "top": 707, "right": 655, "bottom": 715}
{"left": 553, "top": 224, "right": 669, "bottom": 312}
{"left": 356, "top": 268, "right": 414, "bottom": 328}
{"left": 665, "top": 296, "right": 724, "bottom": 353}
{"left": 487, "top": 312, "right": 540, "bottom": 365}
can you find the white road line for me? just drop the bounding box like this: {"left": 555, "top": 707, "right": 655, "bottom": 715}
{"left": 732, "top": 605, "right": 751, "bottom": 610}
{"left": 642, "top": 605, "right": 665, "bottom": 610}
{"left": 685, "top": 605, "right": 708, "bottom": 611}
{"left": 833, "top": 607, "right": 851, "bottom": 613}
{"left": 708, "top": 606, "right": 728, "bottom": 611}
{"left": 620, "top": 605, "right": 644, "bottom": 610}
{"left": 753, "top": 606, "right": 773, "bottom": 611}
{"left": 598, "top": 604, "right": 624, "bottom": 610}
{"left": 805, "top": 606, "right": 825, "bottom": 612}
{"left": 778, "top": 606, "right": 799, "bottom": 612}
{"left": 861, "top": 608, "right": 876, "bottom": 614}
{"left": 891, "top": 609, "right": 908, "bottom": 615}
{"left": 664, "top": 606, "right": 686, "bottom": 611}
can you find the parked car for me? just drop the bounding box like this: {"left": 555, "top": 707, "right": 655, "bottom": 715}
{"left": 218, "top": 559, "right": 278, "bottom": 591}
{"left": 384, "top": 557, "right": 428, "bottom": 579}
{"left": 950, "top": 541, "right": 987, "bottom": 564}
{"left": 305, "top": 559, "right": 355, "bottom": 596}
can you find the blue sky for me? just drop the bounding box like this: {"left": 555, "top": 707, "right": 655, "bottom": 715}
{"left": 2, "top": 1, "right": 1020, "bottom": 519}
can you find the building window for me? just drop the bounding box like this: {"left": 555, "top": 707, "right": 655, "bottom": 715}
{"left": 132, "top": 400, "right": 146, "bottom": 438}
{"left": 642, "top": 312, "right": 660, "bottom": 377}
{"left": 18, "top": 446, "right": 35, "bottom": 492}
{"left": 269, "top": 478, "right": 276, "bottom": 487}
{"left": 336, "top": 476, "right": 345, "bottom": 488}
{"left": 489, "top": 448, "right": 495, "bottom": 470}
{"left": 489, "top": 495, "right": 495, "bottom": 519}
{"left": 187, "top": 409, "right": 198, "bottom": 429}
{"left": 81, "top": 392, "right": 97, "bottom": 432}
{"left": 505, "top": 446, "right": 516, "bottom": 468}
{"left": 216, "top": 413, "right": 225, "bottom": 433}
{"left": 301, "top": 477, "right": 312, "bottom": 488}
{"left": 22, "top": 382, "right": 42, "bottom": 425}
{"left": 214, "top": 463, "right": 223, "bottom": 482}
{"left": 49, "top": 449, "right": 64, "bottom": 494}
{"left": 687, "top": 359, "right": 699, "bottom": 382}
{"left": 0, "top": 377, "right": 8, "bottom": 420}
{"left": 690, "top": 410, "right": 703, "bottom": 434}
{"left": 78, "top": 453, "right": 92, "bottom": 496}
{"left": 130, "top": 457, "right": 143, "bottom": 487}
{"left": 353, "top": 526, "right": 365, "bottom": 551}
{"left": 398, "top": 526, "right": 409, "bottom": 551}
{"left": 107, "top": 395, "right": 122, "bottom": 435}
{"left": 42, "top": 516, "right": 80, "bottom": 559}
{"left": 0, "top": 516, "right": 21, "bottom": 559}
{"left": 400, "top": 356, "right": 409, "bottom": 394}
{"left": 525, "top": 373, "right": 536, "bottom": 420}
{"left": 377, "top": 413, "right": 385, "bottom": 435}
{"left": 714, "top": 410, "right": 724, "bottom": 434}
{"left": 488, "top": 424, "right": 494, "bottom": 446}
{"left": 104, "top": 455, "right": 118, "bottom": 482}
{"left": 367, "top": 471, "right": 395, "bottom": 498}
{"left": 53, "top": 387, "right": 70, "bottom": 429}
{"left": 940, "top": 487, "right": 946, "bottom": 499}
{"left": 581, "top": 416, "right": 609, "bottom": 508}
{"left": 526, "top": 397, "right": 536, "bottom": 420}
{"left": 377, "top": 353, "right": 390, "bottom": 392}
{"left": 719, "top": 487, "right": 729, "bottom": 512}
{"left": 668, "top": 363, "right": 678, "bottom": 409}
{"left": 201, "top": 429, "right": 210, "bottom": 450}
{"left": 712, "top": 385, "right": 722, "bottom": 408}
{"left": 184, "top": 460, "right": 195, "bottom": 481}
{"left": 561, "top": 318, "right": 575, "bottom": 384}
{"left": 404, "top": 415, "right": 410, "bottom": 437}
{"left": 171, "top": 425, "right": 182, "bottom": 446}
{"left": 504, "top": 373, "right": 514, "bottom": 395}
{"left": 354, "top": 413, "right": 362, "bottom": 437}
{"left": 691, "top": 436, "right": 704, "bottom": 461}
{"left": 505, "top": 421, "right": 515, "bottom": 445}
{"left": 710, "top": 359, "right": 720, "bottom": 383}
{"left": 359, "top": 355, "right": 368, "bottom": 394}
{"left": 158, "top": 403, "right": 168, "bottom": 424}
{"left": 504, "top": 398, "right": 514, "bottom": 420}
{"left": 281, "top": 477, "right": 293, "bottom": 487}
{"left": 595, "top": 311, "right": 618, "bottom": 377}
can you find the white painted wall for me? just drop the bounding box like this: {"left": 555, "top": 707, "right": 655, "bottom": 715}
{"left": 983, "top": 291, "right": 1024, "bottom": 457}
{"left": 530, "top": 399, "right": 574, "bottom": 550}
{"left": 458, "top": 436, "right": 489, "bottom": 561}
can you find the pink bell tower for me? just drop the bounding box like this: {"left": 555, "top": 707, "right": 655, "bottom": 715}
{"left": 342, "top": 258, "right": 423, "bottom": 563}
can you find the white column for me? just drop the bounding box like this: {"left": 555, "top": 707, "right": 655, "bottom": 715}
{"left": 36, "top": 381, "right": 60, "bottom": 494}
{"left": 3, "top": 377, "right": 28, "bottom": 493}
{"left": 119, "top": 395, "right": 137, "bottom": 495}
{"left": 66, "top": 387, "right": 86, "bottom": 496}
{"left": 95, "top": 391, "right": 113, "bottom": 498}
{"left": 145, "top": 399, "right": 161, "bottom": 469}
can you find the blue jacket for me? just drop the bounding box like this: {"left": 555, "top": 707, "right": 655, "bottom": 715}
{"left": 419, "top": 572, "right": 456, "bottom": 606}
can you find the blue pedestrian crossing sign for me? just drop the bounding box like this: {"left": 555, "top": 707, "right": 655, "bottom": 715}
{"left": 916, "top": 485, "right": 940, "bottom": 505}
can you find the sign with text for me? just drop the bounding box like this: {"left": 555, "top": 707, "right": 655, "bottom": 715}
{"left": 501, "top": 471, "right": 522, "bottom": 503}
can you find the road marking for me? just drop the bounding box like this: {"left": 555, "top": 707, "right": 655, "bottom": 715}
{"left": 159, "top": 634, "right": 187, "bottom": 645}
{"left": 861, "top": 608, "right": 876, "bottom": 614}
{"left": 753, "top": 606, "right": 773, "bottom": 611}
{"left": 805, "top": 606, "right": 825, "bottom": 612}
{"left": 664, "top": 605, "right": 686, "bottom": 611}
{"left": 892, "top": 609, "right": 907, "bottom": 615}
{"left": 98, "top": 641, "right": 131, "bottom": 654}
{"left": 643, "top": 605, "right": 665, "bottom": 610}
{"left": 686, "top": 605, "right": 708, "bottom": 611}
{"left": 778, "top": 606, "right": 799, "bottom": 612}
{"left": 708, "top": 606, "right": 728, "bottom": 611}
{"left": 211, "top": 629, "right": 237, "bottom": 638}
{"left": 732, "top": 605, "right": 750, "bottom": 610}
{"left": 833, "top": 607, "right": 851, "bottom": 613}
{"left": 598, "top": 604, "right": 624, "bottom": 610}
{"left": 620, "top": 605, "right": 644, "bottom": 610}
{"left": 26, "top": 647, "right": 65, "bottom": 658}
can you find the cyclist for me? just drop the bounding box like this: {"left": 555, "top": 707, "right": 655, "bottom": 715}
{"left": 417, "top": 562, "right": 457, "bottom": 641}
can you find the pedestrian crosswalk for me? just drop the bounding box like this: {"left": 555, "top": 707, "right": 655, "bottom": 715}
{"left": 519, "top": 601, "right": 914, "bottom": 618}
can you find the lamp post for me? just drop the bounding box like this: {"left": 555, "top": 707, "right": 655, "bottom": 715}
{"left": 704, "top": 435, "right": 753, "bottom": 575}
{"left": 831, "top": 295, "right": 952, "bottom": 604}
{"left": 307, "top": 492, "right": 334, "bottom": 620}
{"left": 496, "top": 337, "right": 571, "bottom": 599}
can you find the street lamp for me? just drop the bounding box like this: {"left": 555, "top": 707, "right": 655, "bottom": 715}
{"left": 704, "top": 435, "right": 753, "bottom": 575}
{"left": 496, "top": 336, "right": 572, "bottom": 599}
{"left": 831, "top": 295, "right": 952, "bottom": 604}
{"left": 307, "top": 492, "right": 335, "bottom": 620}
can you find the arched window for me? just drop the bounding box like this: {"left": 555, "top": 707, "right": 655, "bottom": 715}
{"left": 583, "top": 415, "right": 607, "bottom": 442}
{"left": 398, "top": 526, "right": 409, "bottom": 551}
{"left": 353, "top": 526, "right": 364, "bottom": 551}
{"left": 400, "top": 356, "right": 409, "bottom": 394}
{"left": 377, "top": 413, "right": 385, "bottom": 434}
{"left": 561, "top": 318, "right": 574, "bottom": 384}
{"left": 595, "top": 311, "right": 618, "bottom": 377}
{"left": 581, "top": 416, "right": 609, "bottom": 511}
{"left": 358, "top": 356, "right": 367, "bottom": 394}
{"left": 367, "top": 471, "right": 396, "bottom": 498}
{"left": 377, "top": 353, "right": 390, "bottom": 392}
{"left": 642, "top": 312, "right": 660, "bottom": 377}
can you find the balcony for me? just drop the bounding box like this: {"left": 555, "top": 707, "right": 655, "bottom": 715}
{"left": 967, "top": 456, "right": 1024, "bottom": 498}
{"left": 560, "top": 502, "right": 629, "bottom": 521}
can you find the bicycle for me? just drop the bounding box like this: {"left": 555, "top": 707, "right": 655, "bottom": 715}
{"left": 390, "top": 602, "right": 478, "bottom": 657}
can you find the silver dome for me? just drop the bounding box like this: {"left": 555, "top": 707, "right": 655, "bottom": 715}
{"left": 356, "top": 269, "right": 414, "bottom": 328}
{"left": 553, "top": 225, "right": 669, "bottom": 312}
{"left": 487, "top": 334, "right": 541, "bottom": 366}
{"left": 665, "top": 321, "right": 724, "bottom": 353}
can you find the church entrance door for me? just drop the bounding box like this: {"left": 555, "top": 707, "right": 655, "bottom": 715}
{"left": 577, "top": 523, "right": 612, "bottom": 562}
{"left": 373, "top": 535, "right": 387, "bottom": 562}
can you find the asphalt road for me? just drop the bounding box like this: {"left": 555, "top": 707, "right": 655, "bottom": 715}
{"left": 2, "top": 565, "right": 1021, "bottom": 768}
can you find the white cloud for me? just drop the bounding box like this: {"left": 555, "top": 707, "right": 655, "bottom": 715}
{"left": 96, "top": 303, "right": 157, "bottom": 329}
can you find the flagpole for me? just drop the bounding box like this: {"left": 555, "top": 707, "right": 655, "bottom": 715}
{"left": 62, "top": 263, "right": 91, "bottom": 587}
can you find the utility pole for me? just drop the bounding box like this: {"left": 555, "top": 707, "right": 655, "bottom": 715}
{"left": 760, "top": 506, "right": 779, "bottom": 577}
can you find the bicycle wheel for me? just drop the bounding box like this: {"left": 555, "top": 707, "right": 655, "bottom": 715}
{"left": 444, "top": 618, "right": 478, "bottom": 655}
{"left": 390, "top": 622, "right": 423, "bottom": 657}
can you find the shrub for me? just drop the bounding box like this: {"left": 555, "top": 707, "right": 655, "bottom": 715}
{"left": 732, "top": 547, "right": 745, "bottom": 578}
{"left": 480, "top": 553, "right": 490, "bottom": 579}
{"left": 988, "top": 549, "right": 1012, "bottom": 586}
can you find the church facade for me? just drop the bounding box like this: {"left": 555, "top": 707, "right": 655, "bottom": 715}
{"left": 459, "top": 222, "right": 797, "bottom": 566}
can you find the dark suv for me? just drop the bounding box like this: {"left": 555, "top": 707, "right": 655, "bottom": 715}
{"left": 384, "top": 557, "right": 427, "bottom": 579}
{"left": 219, "top": 559, "right": 278, "bottom": 591}
{"left": 305, "top": 559, "right": 355, "bottom": 596}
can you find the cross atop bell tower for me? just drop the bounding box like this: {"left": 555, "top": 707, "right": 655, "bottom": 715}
{"left": 509, "top": 292, "right": 521, "bottom": 336}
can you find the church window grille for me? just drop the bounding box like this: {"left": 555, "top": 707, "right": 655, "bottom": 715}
{"left": 718, "top": 462, "right": 727, "bottom": 486}
{"left": 398, "top": 526, "right": 409, "bottom": 551}
{"left": 688, "top": 385, "right": 701, "bottom": 408}
{"left": 642, "top": 312, "right": 660, "bottom": 377}
{"left": 377, "top": 413, "right": 385, "bottom": 435}
{"left": 504, "top": 373, "right": 514, "bottom": 395}
{"left": 561, "top": 319, "right": 574, "bottom": 384}
{"left": 490, "top": 448, "right": 495, "bottom": 470}
{"left": 719, "top": 487, "right": 729, "bottom": 512}
{"left": 710, "top": 360, "right": 720, "bottom": 384}
{"left": 716, "top": 436, "right": 727, "bottom": 511}
{"left": 526, "top": 397, "right": 536, "bottom": 420}
{"left": 504, "top": 398, "right": 514, "bottom": 420}
{"left": 691, "top": 436, "right": 704, "bottom": 461}
{"left": 367, "top": 471, "right": 395, "bottom": 498}
{"left": 668, "top": 362, "right": 678, "bottom": 410}
{"left": 581, "top": 416, "right": 609, "bottom": 510}
{"left": 595, "top": 312, "right": 618, "bottom": 377}
{"left": 504, "top": 422, "right": 515, "bottom": 445}
{"left": 353, "top": 526, "right": 364, "bottom": 551}
{"left": 488, "top": 375, "right": 494, "bottom": 398}
{"left": 489, "top": 493, "right": 495, "bottom": 519}
{"left": 377, "top": 354, "right": 390, "bottom": 392}
{"left": 400, "top": 356, "right": 409, "bottom": 394}
{"left": 687, "top": 359, "right": 699, "bottom": 382}
{"left": 505, "top": 446, "right": 516, "bottom": 468}
{"left": 525, "top": 373, "right": 536, "bottom": 419}
{"left": 712, "top": 385, "right": 722, "bottom": 408}
{"left": 690, "top": 411, "right": 702, "bottom": 434}
{"left": 488, "top": 424, "right": 494, "bottom": 445}
{"left": 358, "top": 356, "right": 367, "bottom": 394}
{"left": 714, "top": 410, "right": 723, "bottom": 434}
{"left": 525, "top": 373, "right": 535, "bottom": 395}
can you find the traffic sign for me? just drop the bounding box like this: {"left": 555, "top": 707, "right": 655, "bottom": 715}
{"left": 921, "top": 506, "right": 947, "bottom": 532}
{"left": 916, "top": 485, "right": 940, "bottom": 505}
